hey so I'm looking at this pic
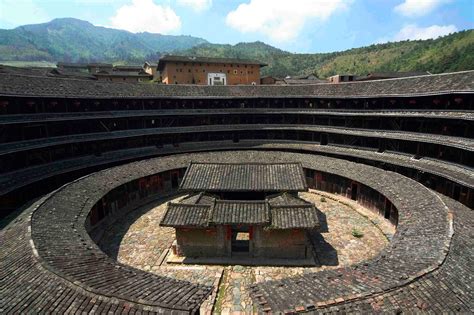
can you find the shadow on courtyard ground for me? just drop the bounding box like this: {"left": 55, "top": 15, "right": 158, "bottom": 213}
{"left": 309, "top": 211, "right": 340, "bottom": 266}
{"left": 97, "top": 194, "right": 180, "bottom": 260}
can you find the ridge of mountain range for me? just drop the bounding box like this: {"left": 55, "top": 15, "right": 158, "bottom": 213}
{"left": 1, "top": 18, "right": 473, "bottom": 78}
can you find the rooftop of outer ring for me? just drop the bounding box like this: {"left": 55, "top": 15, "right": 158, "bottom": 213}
{"left": 1, "top": 124, "right": 473, "bottom": 157}
{"left": 1, "top": 109, "right": 474, "bottom": 126}
{"left": 10, "top": 150, "right": 454, "bottom": 314}
{"left": 1, "top": 140, "right": 473, "bottom": 198}
{"left": 0, "top": 70, "right": 472, "bottom": 99}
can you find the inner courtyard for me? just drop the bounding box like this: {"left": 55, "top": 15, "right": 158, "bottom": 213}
{"left": 98, "top": 189, "right": 394, "bottom": 314}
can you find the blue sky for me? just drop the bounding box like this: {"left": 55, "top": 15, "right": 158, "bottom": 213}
{"left": 0, "top": 0, "right": 472, "bottom": 53}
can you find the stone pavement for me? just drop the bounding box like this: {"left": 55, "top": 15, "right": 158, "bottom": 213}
{"left": 215, "top": 266, "right": 256, "bottom": 314}
{"left": 98, "top": 191, "right": 391, "bottom": 314}
{"left": 98, "top": 196, "right": 182, "bottom": 263}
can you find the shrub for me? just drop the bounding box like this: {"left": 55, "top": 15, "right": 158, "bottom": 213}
{"left": 352, "top": 228, "right": 364, "bottom": 238}
{"left": 320, "top": 197, "right": 326, "bottom": 203}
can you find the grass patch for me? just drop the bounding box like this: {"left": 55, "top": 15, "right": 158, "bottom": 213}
{"left": 213, "top": 268, "right": 229, "bottom": 313}
{"left": 351, "top": 228, "right": 364, "bottom": 238}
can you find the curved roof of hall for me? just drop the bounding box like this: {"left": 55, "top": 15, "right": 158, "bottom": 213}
{"left": 0, "top": 70, "right": 472, "bottom": 99}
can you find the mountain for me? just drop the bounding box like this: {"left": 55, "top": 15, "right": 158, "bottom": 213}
{"left": 178, "top": 30, "right": 474, "bottom": 77}
{"left": 0, "top": 18, "right": 208, "bottom": 63}
{"left": 0, "top": 18, "right": 473, "bottom": 77}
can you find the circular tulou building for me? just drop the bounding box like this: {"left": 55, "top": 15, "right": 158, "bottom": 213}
{"left": 0, "top": 70, "right": 473, "bottom": 314}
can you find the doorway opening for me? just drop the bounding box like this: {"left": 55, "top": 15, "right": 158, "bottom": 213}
{"left": 351, "top": 183, "right": 358, "bottom": 200}
{"left": 231, "top": 226, "right": 250, "bottom": 254}
{"left": 384, "top": 198, "right": 391, "bottom": 219}
{"left": 320, "top": 133, "right": 328, "bottom": 145}
{"left": 171, "top": 172, "right": 179, "bottom": 189}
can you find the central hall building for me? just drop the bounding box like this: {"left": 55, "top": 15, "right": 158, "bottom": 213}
{"left": 160, "top": 162, "right": 320, "bottom": 259}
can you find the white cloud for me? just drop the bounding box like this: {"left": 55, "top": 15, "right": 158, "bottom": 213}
{"left": 394, "top": 0, "right": 452, "bottom": 18}
{"left": 0, "top": 0, "right": 49, "bottom": 28}
{"left": 393, "top": 24, "right": 458, "bottom": 41}
{"left": 225, "top": 0, "right": 351, "bottom": 42}
{"left": 110, "top": 0, "right": 181, "bottom": 34}
{"left": 177, "top": 0, "right": 212, "bottom": 12}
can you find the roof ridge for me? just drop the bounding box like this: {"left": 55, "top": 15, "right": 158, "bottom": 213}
{"left": 270, "top": 204, "right": 314, "bottom": 208}
{"left": 215, "top": 199, "right": 267, "bottom": 204}
{"left": 168, "top": 202, "right": 211, "bottom": 208}
{"left": 189, "top": 162, "right": 302, "bottom": 165}
{"left": 207, "top": 198, "right": 216, "bottom": 224}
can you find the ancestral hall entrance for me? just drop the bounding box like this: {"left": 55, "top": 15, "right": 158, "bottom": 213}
{"left": 160, "top": 162, "right": 320, "bottom": 260}
{"left": 231, "top": 226, "right": 250, "bottom": 254}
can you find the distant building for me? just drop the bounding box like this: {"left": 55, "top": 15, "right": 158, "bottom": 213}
{"left": 160, "top": 162, "right": 320, "bottom": 260}
{"left": 262, "top": 74, "right": 326, "bottom": 85}
{"left": 94, "top": 69, "right": 152, "bottom": 83}
{"left": 157, "top": 55, "right": 267, "bottom": 85}
{"left": 143, "top": 62, "right": 158, "bottom": 79}
{"left": 328, "top": 74, "right": 357, "bottom": 84}
{"left": 260, "top": 76, "right": 278, "bottom": 85}
{"left": 87, "top": 63, "right": 113, "bottom": 74}
{"left": 92, "top": 64, "right": 153, "bottom": 83}
{"left": 49, "top": 68, "right": 96, "bottom": 80}
{"left": 283, "top": 74, "right": 327, "bottom": 85}
{"left": 113, "top": 65, "right": 144, "bottom": 73}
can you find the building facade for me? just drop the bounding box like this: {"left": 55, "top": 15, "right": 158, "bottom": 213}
{"left": 157, "top": 55, "right": 266, "bottom": 85}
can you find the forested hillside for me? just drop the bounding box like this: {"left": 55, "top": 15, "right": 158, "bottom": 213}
{"left": 0, "top": 18, "right": 472, "bottom": 78}
{"left": 0, "top": 18, "right": 207, "bottom": 63}
{"left": 179, "top": 30, "right": 474, "bottom": 77}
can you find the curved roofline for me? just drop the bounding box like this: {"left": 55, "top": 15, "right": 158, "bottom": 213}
{"left": 0, "top": 70, "right": 472, "bottom": 99}
{"left": 1, "top": 69, "right": 471, "bottom": 84}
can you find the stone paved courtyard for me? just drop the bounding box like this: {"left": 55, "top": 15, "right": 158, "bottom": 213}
{"left": 98, "top": 191, "right": 395, "bottom": 314}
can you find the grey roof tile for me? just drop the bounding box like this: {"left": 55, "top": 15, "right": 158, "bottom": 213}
{"left": 160, "top": 192, "right": 318, "bottom": 228}
{"left": 0, "top": 71, "right": 472, "bottom": 98}
{"left": 270, "top": 205, "right": 319, "bottom": 229}
{"left": 211, "top": 200, "right": 269, "bottom": 225}
{"left": 180, "top": 162, "right": 307, "bottom": 192}
{"left": 160, "top": 203, "right": 210, "bottom": 227}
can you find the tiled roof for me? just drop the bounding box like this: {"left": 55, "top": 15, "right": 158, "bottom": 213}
{"left": 113, "top": 65, "right": 144, "bottom": 71}
{"left": 56, "top": 62, "right": 88, "bottom": 68}
{"left": 87, "top": 63, "right": 113, "bottom": 67}
{"left": 160, "top": 192, "right": 318, "bottom": 228}
{"left": 0, "top": 70, "right": 471, "bottom": 98}
{"left": 356, "top": 71, "right": 430, "bottom": 81}
{"left": 2, "top": 150, "right": 467, "bottom": 313}
{"left": 267, "top": 192, "right": 311, "bottom": 206}
{"left": 49, "top": 69, "right": 97, "bottom": 80}
{"left": 267, "top": 193, "right": 319, "bottom": 229}
{"left": 270, "top": 205, "right": 319, "bottom": 229}
{"left": 160, "top": 203, "right": 211, "bottom": 227}
{"left": 211, "top": 200, "right": 269, "bottom": 225}
{"left": 180, "top": 192, "right": 215, "bottom": 205}
{"left": 283, "top": 79, "right": 327, "bottom": 85}
{"left": 180, "top": 162, "right": 307, "bottom": 192}
{"left": 94, "top": 71, "right": 152, "bottom": 77}
{"left": 2, "top": 140, "right": 472, "bottom": 197}
{"left": 144, "top": 61, "right": 158, "bottom": 67}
